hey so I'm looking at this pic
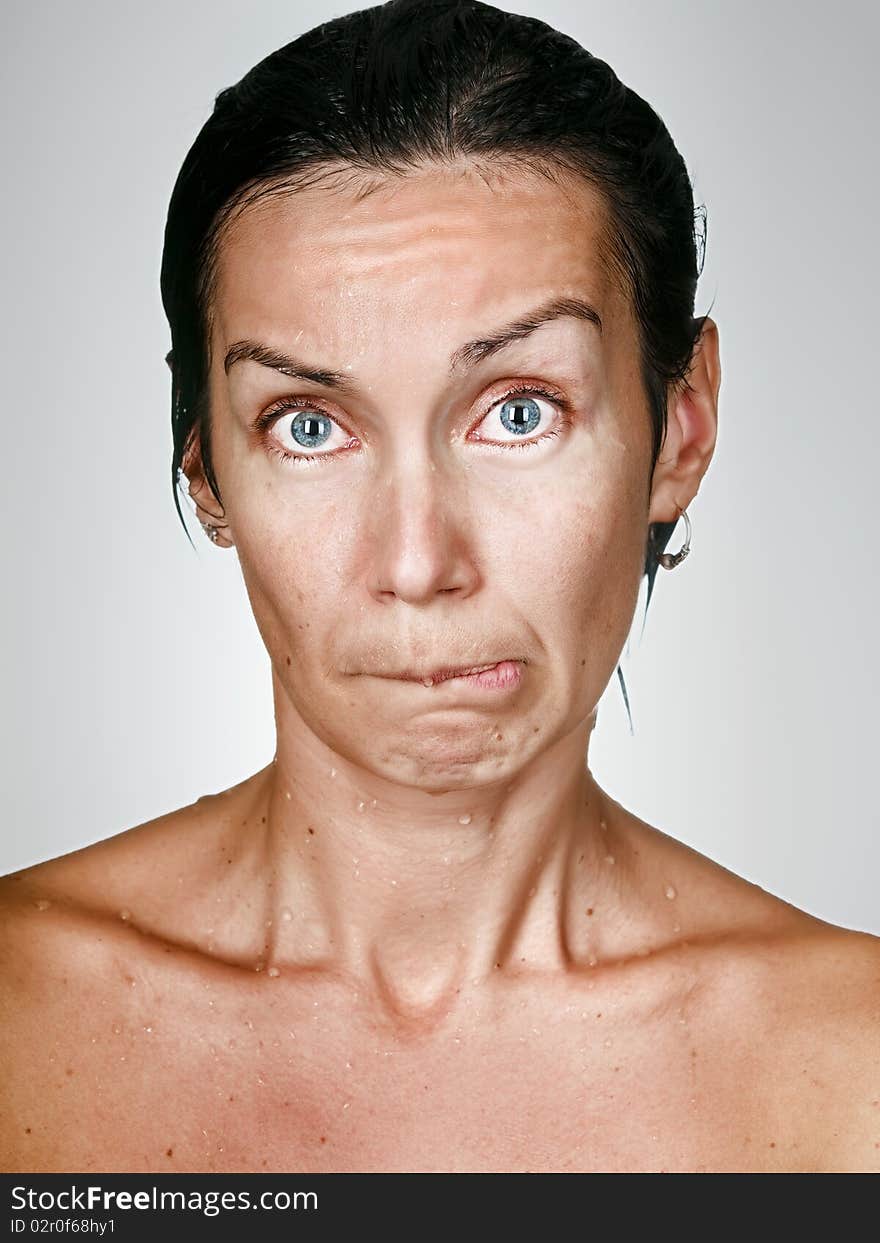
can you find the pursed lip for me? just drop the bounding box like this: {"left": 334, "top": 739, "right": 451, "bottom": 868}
{"left": 386, "top": 659, "right": 521, "bottom": 685}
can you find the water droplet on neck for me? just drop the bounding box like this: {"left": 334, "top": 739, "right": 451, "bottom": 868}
{"left": 280, "top": 907, "right": 293, "bottom": 922}
{"left": 665, "top": 885, "right": 677, "bottom": 900}
{"left": 119, "top": 908, "right": 132, "bottom": 921}
{"left": 357, "top": 801, "right": 366, "bottom": 812}
{"left": 34, "top": 899, "right": 51, "bottom": 911}
{"left": 330, "top": 768, "right": 337, "bottom": 778}
{"left": 604, "top": 854, "right": 616, "bottom": 865}
{"left": 458, "top": 814, "right": 472, "bottom": 825}
{"left": 285, "top": 790, "right": 292, "bottom": 800}
{"left": 267, "top": 966, "right": 281, "bottom": 978}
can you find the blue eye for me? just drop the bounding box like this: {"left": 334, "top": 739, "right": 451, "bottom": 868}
{"left": 498, "top": 395, "right": 542, "bottom": 437}
{"left": 288, "top": 411, "right": 333, "bottom": 449}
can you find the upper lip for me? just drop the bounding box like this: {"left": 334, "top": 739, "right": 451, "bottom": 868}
{"left": 388, "top": 660, "right": 519, "bottom": 684}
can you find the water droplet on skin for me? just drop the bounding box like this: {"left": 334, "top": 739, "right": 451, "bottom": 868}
{"left": 112, "top": 1024, "right": 121, "bottom": 1035}
{"left": 665, "top": 885, "right": 677, "bottom": 900}
{"left": 357, "top": 801, "right": 366, "bottom": 812}
{"left": 528, "top": 886, "right": 537, "bottom": 897}
{"left": 34, "top": 899, "right": 51, "bottom": 911}
{"left": 370, "top": 799, "right": 378, "bottom": 808}
{"left": 422, "top": 678, "right": 433, "bottom": 688}
{"left": 599, "top": 818, "right": 607, "bottom": 832}
{"left": 390, "top": 879, "right": 397, "bottom": 887}
{"left": 587, "top": 955, "right": 598, "bottom": 967}
{"left": 604, "top": 855, "right": 616, "bottom": 865}
{"left": 330, "top": 768, "right": 336, "bottom": 778}
{"left": 280, "top": 907, "right": 293, "bottom": 922}
{"left": 342, "top": 1101, "right": 351, "bottom": 1110}
{"left": 285, "top": 791, "right": 292, "bottom": 800}
{"left": 246, "top": 1019, "right": 255, "bottom": 1030}
{"left": 673, "top": 922, "right": 681, "bottom": 933}
{"left": 458, "top": 814, "right": 472, "bottom": 825}
{"left": 143, "top": 1025, "right": 153, "bottom": 1033}
{"left": 119, "top": 909, "right": 131, "bottom": 921}
{"left": 603, "top": 1038, "right": 612, "bottom": 1048}
{"left": 267, "top": 966, "right": 281, "bottom": 978}
{"left": 255, "top": 962, "right": 265, "bottom": 973}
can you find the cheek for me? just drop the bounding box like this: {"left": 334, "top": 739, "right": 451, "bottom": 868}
{"left": 514, "top": 476, "right": 645, "bottom": 685}
{"left": 231, "top": 500, "right": 344, "bottom": 677}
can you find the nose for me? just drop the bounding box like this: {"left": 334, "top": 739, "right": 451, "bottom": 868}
{"left": 367, "top": 453, "right": 479, "bottom": 605}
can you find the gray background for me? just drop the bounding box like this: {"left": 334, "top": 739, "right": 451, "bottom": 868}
{"left": 2, "top": 1, "right": 878, "bottom": 934}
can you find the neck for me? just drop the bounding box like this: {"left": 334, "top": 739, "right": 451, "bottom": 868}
{"left": 237, "top": 697, "right": 632, "bottom": 1025}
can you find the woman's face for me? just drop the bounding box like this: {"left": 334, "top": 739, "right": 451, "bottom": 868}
{"left": 201, "top": 162, "right": 658, "bottom": 788}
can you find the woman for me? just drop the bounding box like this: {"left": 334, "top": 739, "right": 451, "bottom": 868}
{"left": 2, "top": 0, "right": 877, "bottom": 1173}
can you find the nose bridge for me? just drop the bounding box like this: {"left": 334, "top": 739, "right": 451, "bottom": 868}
{"left": 367, "top": 437, "right": 474, "bottom": 603}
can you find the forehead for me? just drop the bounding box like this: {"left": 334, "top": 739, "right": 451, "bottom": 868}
{"left": 211, "top": 162, "right": 626, "bottom": 355}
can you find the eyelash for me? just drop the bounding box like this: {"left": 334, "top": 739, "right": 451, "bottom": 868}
{"left": 255, "top": 382, "right": 573, "bottom": 469}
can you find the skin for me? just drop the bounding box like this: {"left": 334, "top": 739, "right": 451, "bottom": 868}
{"left": 1, "top": 161, "right": 878, "bottom": 1173}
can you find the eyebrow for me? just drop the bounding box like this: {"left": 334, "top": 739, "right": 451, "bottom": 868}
{"left": 222, "top": 295, "right": 603, "bottom": 390}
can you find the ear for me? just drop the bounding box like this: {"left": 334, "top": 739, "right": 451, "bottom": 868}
{"left": 648, "top": 316, "right": 721, "bottom": 524}
{"left": 180, "top": 429, "right": 235, "bottom": 549}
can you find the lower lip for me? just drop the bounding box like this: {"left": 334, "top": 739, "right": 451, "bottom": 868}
{"left": 416, "top": 660, "right": 523, "bottom": 692}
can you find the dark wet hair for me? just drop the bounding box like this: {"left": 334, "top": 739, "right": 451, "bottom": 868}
{"left": 160, "top": 0, "right": 709, "bottom": 724}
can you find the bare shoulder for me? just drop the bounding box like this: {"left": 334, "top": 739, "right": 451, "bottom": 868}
{"left": 768, "top": 920, "right": 880, "bottom": 1171}
{"left": 687, "top": 915, "right": 880, "bottom": 1171}
{"left": 0, "top": 780, "right": 265, "bottom": 1169}
{"left": 0, "top": 770, "right": 266, "bottom": 950}
{"left": 0, "top": 776, "right": 259, "bottom": 1031}
{"left": 615, "top": 800, "right": 880, "bottom": 1168}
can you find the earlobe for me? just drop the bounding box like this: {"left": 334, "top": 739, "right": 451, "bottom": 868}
{"left": 183, "top": 458, "right": 235, "bottom": 549}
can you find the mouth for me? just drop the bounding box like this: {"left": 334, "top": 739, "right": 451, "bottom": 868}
{"left": 394, "top": 659, "right": 524, "bottom": 688}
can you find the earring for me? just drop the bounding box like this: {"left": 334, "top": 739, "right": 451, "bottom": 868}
{"left": 657, "top": 508, "right": 691, "bottom": 570}
{"left": 201, "top": 521, "right": 221, "bottom": 544}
